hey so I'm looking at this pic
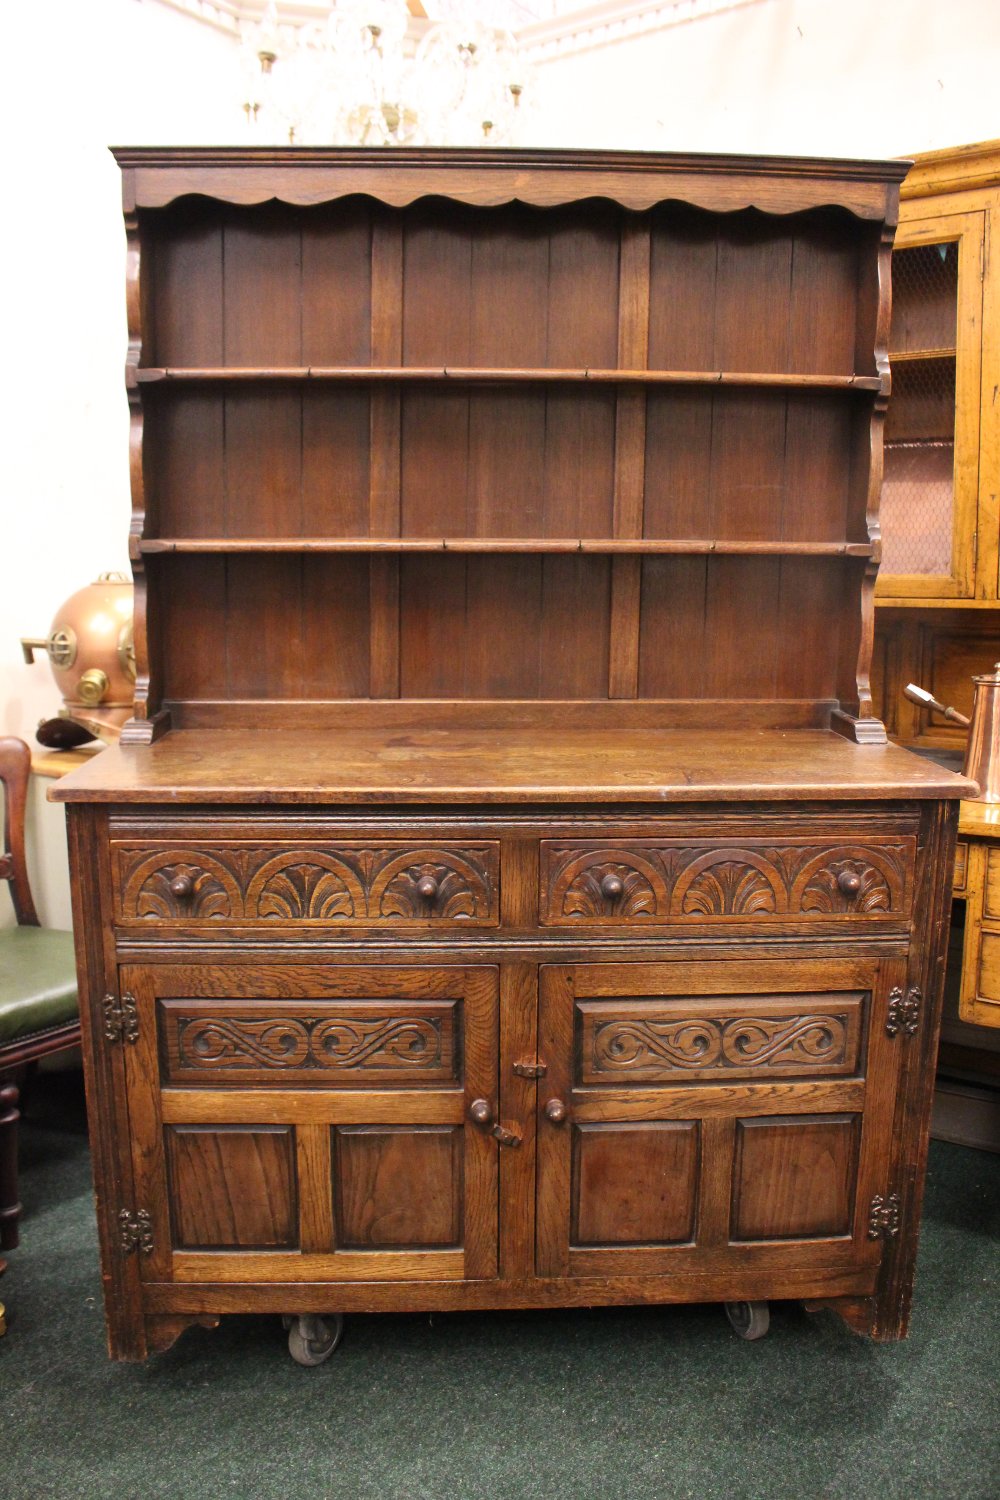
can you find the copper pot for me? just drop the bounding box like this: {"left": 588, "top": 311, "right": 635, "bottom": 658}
{"left": 22, "top": 572, "right": 135, "bottom": 741}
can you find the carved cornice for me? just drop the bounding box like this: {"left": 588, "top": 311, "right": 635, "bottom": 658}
{"left": 113, "top": 145, "right": 906, "bottom": 221}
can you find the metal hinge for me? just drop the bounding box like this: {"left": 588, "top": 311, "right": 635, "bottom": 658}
{"left": 867, "top": 1192, "right": 901, "bottom": 1241}
{"left": 119, "top": 1208, "right": 154, "bottom": 1256}
{"left": 886, "top": 985, "right": 921, "bottom": 1038}
{"left": 513, "top": 1060, "right": 546, "bottom": 1079}
{"left": 103, "top": 992, "right": 139, "bottom": 1046}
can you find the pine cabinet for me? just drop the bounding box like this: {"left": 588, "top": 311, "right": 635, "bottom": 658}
{"left": 54, "top": 148, "right": 966, "bottom": 1362}
{"left": 874, "top": 141, "right": 1000, "bottom": 748}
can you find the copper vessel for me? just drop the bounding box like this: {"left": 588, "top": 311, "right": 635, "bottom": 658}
{"left": 963, "top": 662, "right": 1000, "bottom": 803}
{"left": 21, "top": 572, "right": 135, "bottom": 742}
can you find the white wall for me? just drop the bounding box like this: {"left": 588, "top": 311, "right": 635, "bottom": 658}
{"left": 1, "top": 0, "right": 238, "bottom": 926}
{"left": 527, "top": 0, "right": 1000, "bottom": 157}
{"left": 2, "top": 0, "right": 996, "bottom": 927}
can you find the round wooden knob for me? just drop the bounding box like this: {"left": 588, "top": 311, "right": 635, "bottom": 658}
{"left": 544, "top": 1098, "right": 567, "bottom": 1124}
{"left": 469, "top": 1098, "right": 493, "bottom": 1127}
{"left": 837, "top": 869, "right": 863, "bottom": 899}
{"left": 600, "top": 872, "right": 624, "bottom": 901}
{"left": 169, "top": 873, "right": 195, "bottom": 900}
{"left": 417, "top": 874, "right": 440, "bottom": 902}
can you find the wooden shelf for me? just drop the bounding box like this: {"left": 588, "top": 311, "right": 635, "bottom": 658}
{"left": 139, "top": 537, "right": 875, "bottom": 558}
{"left": 889, "top": 347, "right": 957, "bottom": 362}
{"left": 134, "top": 365, "right": 883, "bottom": 392}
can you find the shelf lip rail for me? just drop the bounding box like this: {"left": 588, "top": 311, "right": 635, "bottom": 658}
{"left": 136, "top": 537, "right": 876, "bottom": 558}
{"left": 131, "top": 365, "right": 883, "bottom": 392}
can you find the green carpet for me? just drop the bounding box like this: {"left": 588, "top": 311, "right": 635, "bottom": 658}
{"left": 2, "top": 1074, "right": 998, "bottom": 1500}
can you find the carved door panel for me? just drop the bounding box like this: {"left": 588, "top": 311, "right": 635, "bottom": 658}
{"left": 535, "top": 958, "right": 908, "bottom": 1279}
{"left": 120, "top": 963, "right": 499, "bottom": 1284}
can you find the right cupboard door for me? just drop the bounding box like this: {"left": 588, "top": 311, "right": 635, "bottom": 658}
{"left": 536, "top": 959, "right": 906, "bottom": 1281}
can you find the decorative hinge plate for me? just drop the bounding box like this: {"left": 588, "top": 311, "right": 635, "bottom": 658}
{"left": 513, "top": 1060, "right": 546, "bottom": 1079}
{"left": 119, "top": 1207, "right": 154, "bottom": 1255}
{"left": 886, "top": 985, "right": 921, "bottom": 1038}
{"left": 103, "top": 992, "right": 139, "bottom": 1046}
{"left": 867, "top": 1192, "right": 901, "bottom": 1241}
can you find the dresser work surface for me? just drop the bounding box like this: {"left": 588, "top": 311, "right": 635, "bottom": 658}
{"left": 55, "top": 146, "right": 968, "bottom": 1362}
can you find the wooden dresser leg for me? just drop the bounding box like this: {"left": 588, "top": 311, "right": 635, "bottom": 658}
{"left": 802, "top": 1295, "right": 878, "bottom": 1336}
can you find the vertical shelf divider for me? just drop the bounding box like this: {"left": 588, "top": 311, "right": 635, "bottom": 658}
{"left": 369, "top": 215, "right": 404, "bottom": 698}
{"left": 609, "top": 217, "right": 651, "bottom": 699}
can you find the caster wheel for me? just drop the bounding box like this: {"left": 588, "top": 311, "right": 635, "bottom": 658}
{"left": 286, "top": 1313, "right": 344, "bottom": 1367}
{"left": 724, "top": 1300, "right": 770, "bottom": 1341}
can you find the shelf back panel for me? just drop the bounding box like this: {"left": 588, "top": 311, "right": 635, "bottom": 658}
{"left": 143, "top": 383, "right": 870, "bottom": 546}
{"left": 151, "top": 552, "right": 863, "bottom": 710}
{"left": 647, "top": 207, "right": 877, "bottom": 377}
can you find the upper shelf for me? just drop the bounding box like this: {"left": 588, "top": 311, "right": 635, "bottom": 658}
{"left": 138, "top": 537, "right": 875, "bottom": 557}
{"left": 134, "top": 366, "right": 884, "bottom": 392}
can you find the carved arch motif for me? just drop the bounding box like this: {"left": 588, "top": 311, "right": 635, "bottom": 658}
{"left": 550, "top": 851, "right": 668, "bottom": 920}
{"left": 123, "top": 851, "right": 244, "bottom": 920}
{"left": 671, "top": 849, "right": 787, "bottom": 917}
{"left": 792, "top": 846, "right": 903, "bottom": 913}
{"left": 368, "top": 848, "right": 494, "bottom": 920}
{"left": 245, "top": 852, "right": 365, "bottom": 920}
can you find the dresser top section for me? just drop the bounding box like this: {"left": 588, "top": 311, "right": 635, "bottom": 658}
{"left": 50, "top": 728, "right": 970, "bottom": 805}
{"left": 112, "top": 145, "right": 909, "bottom": 221}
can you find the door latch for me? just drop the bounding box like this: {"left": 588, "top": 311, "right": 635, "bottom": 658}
{"left": 492, "top": 1124, "right": 522, "bottom": 1148}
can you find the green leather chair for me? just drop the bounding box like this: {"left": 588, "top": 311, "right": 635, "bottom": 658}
{"left": 0, "top": 737, "right": 79, "bottom": 1251}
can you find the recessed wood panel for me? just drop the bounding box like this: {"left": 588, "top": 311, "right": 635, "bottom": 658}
{"left": 166, "top": 1125, "right": 297, "bottom": 1249}
{"left": 145, "top": 386, "right": 371, "bottom": 538}
{"left": 400, "top": 200, "right": 620, "bottom": 369}
{"left": 145, "top": 200, "right": 224, "bottom": 366}
{"left": 399, "top": 387, "right": 615, "bottom": 539}
{"left": 334, "top": 1126, "right": 462, "bottom": 1247}
{"left": 399, "top": 554, "right": 612, "bottom": 699}
{"left": 576, "top": 994, "right": 865, "bottom": 1084}
{"left": 731, "top": 1115, "right": 858, "bottom": 1241}
{"left": 643, "top": 390, "right": 854, "bottom": 543}
{"left": 159, "top": 998, "right": 460, "bottom": 1086}
{"left": 572, "top": 1122, "right": 698, "bottom": 1245}
{"left": 156, "top": 555, "right": 371, "bottom": 703}
{"left": 637, "top": 553, "right": 865, "bottom": 705}
{"left": 648, "top": 206, "right": 860, "bottom": 375}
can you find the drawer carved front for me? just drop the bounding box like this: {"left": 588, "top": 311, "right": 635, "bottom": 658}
{"left": 540, "top": 838, "right": 915, "bottom": 924}
{"left": 112, "top": 841, "right": 500, "bottom": 926}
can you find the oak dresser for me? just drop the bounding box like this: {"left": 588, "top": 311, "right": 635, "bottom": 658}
{"left": 53, "top": 147, "right": 970, "bottom": 1363}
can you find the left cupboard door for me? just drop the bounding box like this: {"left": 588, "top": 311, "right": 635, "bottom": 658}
{"left": 118, "top": 963, "right": 500, "bottom": 1285}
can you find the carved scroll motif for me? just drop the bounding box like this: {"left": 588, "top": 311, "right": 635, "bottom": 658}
{"left": 177, "top": 1015, "right": 443, "bottom": 1072}
{"left": 592, "top": 1013, "right": 849, "bottom": 1076}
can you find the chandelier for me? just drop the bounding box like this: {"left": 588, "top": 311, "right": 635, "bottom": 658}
{"left": 239, "top": 1, "right": 532, "bottom": 147}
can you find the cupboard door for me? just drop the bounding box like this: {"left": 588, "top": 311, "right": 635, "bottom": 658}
{"left": 121, "top": 964, "right": 499, "bottom": 1283}
{"left": 536, "top": 959, "right": 904, "bottom": 1279}
{"left": 877, "top": 210, "right": 985, "bottom": 601}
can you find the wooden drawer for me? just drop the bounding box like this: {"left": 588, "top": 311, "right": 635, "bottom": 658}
{"left": 110, "top": 837, "right": 500, "bottom": 929}
{"left": 539, "top": 830, "right": 916, "bottom": 927}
